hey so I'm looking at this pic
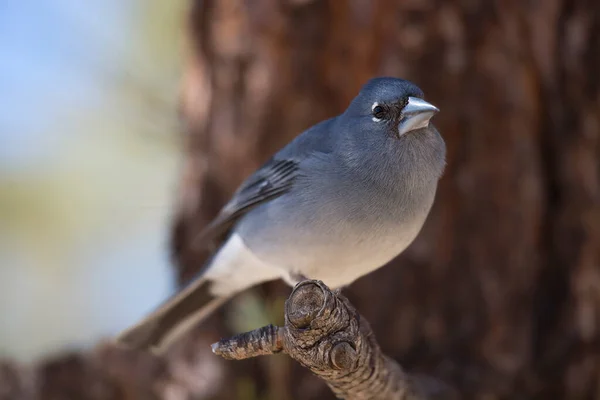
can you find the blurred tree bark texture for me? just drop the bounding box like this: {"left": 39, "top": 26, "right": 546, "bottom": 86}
{"left": 172, "top": 0, "right": 600, "bottom": 399}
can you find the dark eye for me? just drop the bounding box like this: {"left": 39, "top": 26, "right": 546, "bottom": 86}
{"left": 372, "top": 105, "right": 386, "bottom": 120}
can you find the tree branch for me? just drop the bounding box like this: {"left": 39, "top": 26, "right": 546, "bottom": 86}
{"left": 212, "top": 280, "right": 453, "bottom": 400}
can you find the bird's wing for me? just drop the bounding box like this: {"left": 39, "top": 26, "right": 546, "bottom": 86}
{"left": 193, "top": 117, "right": 337, "bottom": 249}
{"left": 194, "top": 157, "right": 300, "bottom": 247}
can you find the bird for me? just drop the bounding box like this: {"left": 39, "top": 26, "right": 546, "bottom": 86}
{"left": 115, "top": 77, "right": 446, "bottom": 354}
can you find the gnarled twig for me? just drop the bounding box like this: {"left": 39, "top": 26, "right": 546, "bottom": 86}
{"left": 212, "top": 280, "right": 453, "bottom": 400}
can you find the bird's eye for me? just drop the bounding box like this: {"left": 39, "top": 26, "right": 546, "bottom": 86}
{"left": 372, "top": 104, "right": 386, "bottom": 121}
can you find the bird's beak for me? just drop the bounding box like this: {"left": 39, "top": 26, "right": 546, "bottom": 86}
{"left": 398, "top": 97, "right": 439, "bottom": 135}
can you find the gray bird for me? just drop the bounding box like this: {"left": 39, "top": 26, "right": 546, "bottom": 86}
{"left": 116, "top": 77, "right": 446, "bottom": 354}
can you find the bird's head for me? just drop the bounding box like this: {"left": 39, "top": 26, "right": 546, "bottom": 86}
{"left": 337, "top": 77, "right": 446, "bottom": 185}
{"left": 344, "top": 77, "right": 439, "bottom": 139}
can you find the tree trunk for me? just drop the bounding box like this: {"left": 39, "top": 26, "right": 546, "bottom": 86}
{"left": 173, "top": 0, "right": 600, "bottom": 398}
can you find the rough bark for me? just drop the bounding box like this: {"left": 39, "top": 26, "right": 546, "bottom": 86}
{"left": 213, "top": 280, "right": 456, "bottom": 399}
{"left": 172, "top": 1, "right": 600, "bottom": 399}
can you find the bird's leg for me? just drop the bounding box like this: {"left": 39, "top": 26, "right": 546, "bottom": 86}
{"left": 286, "top": 272, "right": 309, "bottom": 286}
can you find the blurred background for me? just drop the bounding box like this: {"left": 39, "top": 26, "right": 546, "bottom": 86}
{"left": 0, "top": 1, "right": 599, "bottom": 399}
{"left": 0, "top": 0, "right": 185, "bottom": 361}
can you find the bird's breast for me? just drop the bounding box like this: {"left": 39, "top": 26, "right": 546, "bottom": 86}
{"left": 237, "top": 171, "right": 437, "bottom": 288}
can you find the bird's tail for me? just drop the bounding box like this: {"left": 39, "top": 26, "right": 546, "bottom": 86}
{"left": 115, "top": 277, "right": 230, "bottom": 355}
